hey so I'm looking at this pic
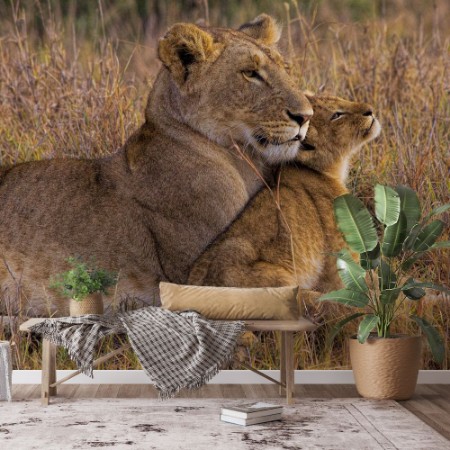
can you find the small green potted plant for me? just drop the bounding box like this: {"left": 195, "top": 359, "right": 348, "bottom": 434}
{"left": 319, "top": 184, "right": 449, "bottom": 400}
{"left": 50, "top": 257, "right": 118, "bottom": 316}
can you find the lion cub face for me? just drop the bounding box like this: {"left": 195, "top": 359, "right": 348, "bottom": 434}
{"left": 157, "top": 15, "right": 313, "bottom": 164}
{"left": 296, "top": 95, "right": 381, "bottom": 180}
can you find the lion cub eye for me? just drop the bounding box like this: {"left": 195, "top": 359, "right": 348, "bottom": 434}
{"left": 242, "top": 70, "right": 263, "bottom": 82}
{"left": 331, "top": 112, "right": 345, "bottom": 120}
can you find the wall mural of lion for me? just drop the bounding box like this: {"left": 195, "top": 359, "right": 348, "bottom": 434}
{"left": 189, "top": 95, "right": 381, "bottom": 296}
{"left": 0, "top": 15, "right": 312, "bottom": 316}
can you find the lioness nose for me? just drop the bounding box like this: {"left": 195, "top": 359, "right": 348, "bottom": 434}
{"left": 287, "top": 110, "right": 312, "bottom": 126}
{"left": 363, "top": 110, "right": 373, "bottom": 116}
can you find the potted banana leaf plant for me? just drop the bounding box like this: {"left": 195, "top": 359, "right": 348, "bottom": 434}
{"left": 319, "top": 184, "right": 449, "bottom": 400}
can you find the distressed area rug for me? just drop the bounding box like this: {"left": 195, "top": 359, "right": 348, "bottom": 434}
{"left": 0, "top": 398, "right": 448, "bottom": 450}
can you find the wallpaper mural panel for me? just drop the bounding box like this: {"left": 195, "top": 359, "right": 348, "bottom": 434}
{"left": 0, "top": 1, "right": 448, "bottom": 370}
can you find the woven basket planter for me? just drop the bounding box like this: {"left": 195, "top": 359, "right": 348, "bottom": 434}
{"left": 349, "top": 334, "right": 422, "bottom": 400}
{"left": 69, "top": 292, "right": 104, "bottom": 316}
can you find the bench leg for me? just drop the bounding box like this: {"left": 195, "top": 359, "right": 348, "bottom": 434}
{"left": 281, "top": 331, "right": 294, "bottom": 404}
{"left": 279, "top": 332, "right": 286, "bottom": 396}
{"left": 41, "top": 339, "right": 57, "bottom": 405}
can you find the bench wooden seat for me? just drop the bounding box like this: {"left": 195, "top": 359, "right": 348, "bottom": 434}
{"left": 20, "top": 317, "right": 316, "bottom": 405}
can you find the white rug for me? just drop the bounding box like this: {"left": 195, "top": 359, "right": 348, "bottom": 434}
{"left": 0, "top": 398, "right": 448, "bottom": 450}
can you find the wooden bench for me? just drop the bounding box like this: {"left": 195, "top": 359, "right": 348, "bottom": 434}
{"left": 20, "top": 317, "right": 316, "bottom": 405}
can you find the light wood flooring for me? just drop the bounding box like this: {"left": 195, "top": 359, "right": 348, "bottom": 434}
{"left": 12, "top": 384, "right": 450, "bottom": 441}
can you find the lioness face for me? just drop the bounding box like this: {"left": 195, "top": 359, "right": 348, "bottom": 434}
{"left": 157, "top": 15, "right": 313, "bottom": 164}
{"left": 296, "top": 95, "right": 381, "bottom": 170}
{"left": 197, "top": 41, "right": 313, "bottom": 164}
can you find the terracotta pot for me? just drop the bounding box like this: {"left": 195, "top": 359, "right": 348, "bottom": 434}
{"left": 349, "top": 334, "right": 422, "bottom": 400}
{"left": 69, "top": 292, "right": 104, "bottom": 316}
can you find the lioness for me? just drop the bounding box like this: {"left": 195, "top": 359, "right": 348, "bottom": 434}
{"left": 0, "top": 15, "right": 312, "bottom": 315}
{"left": 188, "top": 95, "right": 381, "bottom": 293}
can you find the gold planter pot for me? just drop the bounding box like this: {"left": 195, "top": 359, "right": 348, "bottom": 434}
{"left": 69, "top": 292, "right": 104, "bottom": 316}
{"left": 349, "top": 334, "right": 422, "bottom": 400}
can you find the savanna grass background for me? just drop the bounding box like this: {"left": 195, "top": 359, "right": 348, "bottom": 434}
{"left": 0, "top": 0, "right": 448, "bottom": 371}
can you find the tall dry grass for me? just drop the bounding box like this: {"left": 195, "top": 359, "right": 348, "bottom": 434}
{"left": 0, "top": 0, "right": 448, "bottom": 370}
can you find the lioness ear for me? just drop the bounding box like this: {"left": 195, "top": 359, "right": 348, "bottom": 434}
{"left": 158, "top": 23, "right": 215, "bottom": 85}
{"left": 238, "top": 14, "right": 282, "bottom": 46}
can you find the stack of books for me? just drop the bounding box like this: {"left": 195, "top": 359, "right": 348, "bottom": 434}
{"left": 220, "top": 402, "right": 283, "bottom": 426}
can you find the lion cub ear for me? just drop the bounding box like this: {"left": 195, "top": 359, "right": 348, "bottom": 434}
{"left": 158, "top": 23, "right": 215, "bottom": 85}
{"left": 238, "top": 14, "right": 282, "bottom": 45}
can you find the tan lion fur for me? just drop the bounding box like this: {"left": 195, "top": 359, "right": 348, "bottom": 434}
{"left": 0, "top": 15, "right": 312, "bottom": 316}
{"left": 188, "top": 95, "right": 381, "bottom": 294}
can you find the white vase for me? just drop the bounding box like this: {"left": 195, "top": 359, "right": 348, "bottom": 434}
{"left": 0, "top": 340, "right": 12, "bottom": 402}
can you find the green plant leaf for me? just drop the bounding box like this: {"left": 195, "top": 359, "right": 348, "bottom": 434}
{"left": 404, "top": 287, "right": 426, "bottom": 300}
{"left": 401, "top": 251, "right": 424, "bottom": 271}
{"left": 360, "top": 243, "right": 380, "bottom": 270}
{"left": 410, "top": 315, "right": 445, "bottom": 364}
{"left": 48, "top": 256, "right": 117, "bottom": 301}
{"left": 357, "top": 315, "right": 379, "bottom": 343}
{"left": 425, "top": 203, "right": 450, "bottom": 221}
{"left": 334, "top": 194, "right": 378, "bottom": 253}
{"left": 413, "top": 220, "right": 444, "bottom": 252}
{"left": 394, "top": 185, "right": 421, "bottom": 233}
{"left": 374, "top": 184, "right": 401, "bottom": 226}
{"left": 380, "top": 288, "right": 401, "bottom": 304}
{"left": 336, "top": 249, "right": 368, "bottom": 293}
{"left": 318, "top": 289, "right": 370, "bottom": 308}
{"left": 326, "top": 313, "right": 365, "bottom": 347}
{"left": 430, "top": 241, "right": 450, "bottom": 250}
{"left": 401, "top": 281, "right": 450, "bottom": 296}
{"left": 403, "top": 223, "right": 422, "bottom": 250}
{"left": 378, "top": 260, "right": 397, "bottom": 291}
{"left": 401, "top": 278, "right": 426, "bottom": 300}
{"left": 381, "top": 211, "right": 408, "bottom": 256}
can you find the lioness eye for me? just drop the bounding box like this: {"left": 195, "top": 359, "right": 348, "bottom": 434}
{"left": 331, "top": 112, "right": 345, "bottom": 120}
{"left": 242, "top": 70, "right": 263, "bottom": 81}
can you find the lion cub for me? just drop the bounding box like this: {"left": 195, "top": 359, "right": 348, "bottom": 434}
{"left": 188, "top": 95, "right": 381, "bottom": 292}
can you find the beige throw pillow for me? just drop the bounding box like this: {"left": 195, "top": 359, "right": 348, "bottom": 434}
{"left": 159, "top": 282, "right": 299, "bottom": 320}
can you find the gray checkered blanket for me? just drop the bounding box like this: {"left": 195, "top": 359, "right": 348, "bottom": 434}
{"left": 30, "top": 307, "right": 245, "bottom": 399}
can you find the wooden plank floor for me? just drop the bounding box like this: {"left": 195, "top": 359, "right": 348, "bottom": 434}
{"left": 12, "top": 384, "right": 450, "bottom": 441}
